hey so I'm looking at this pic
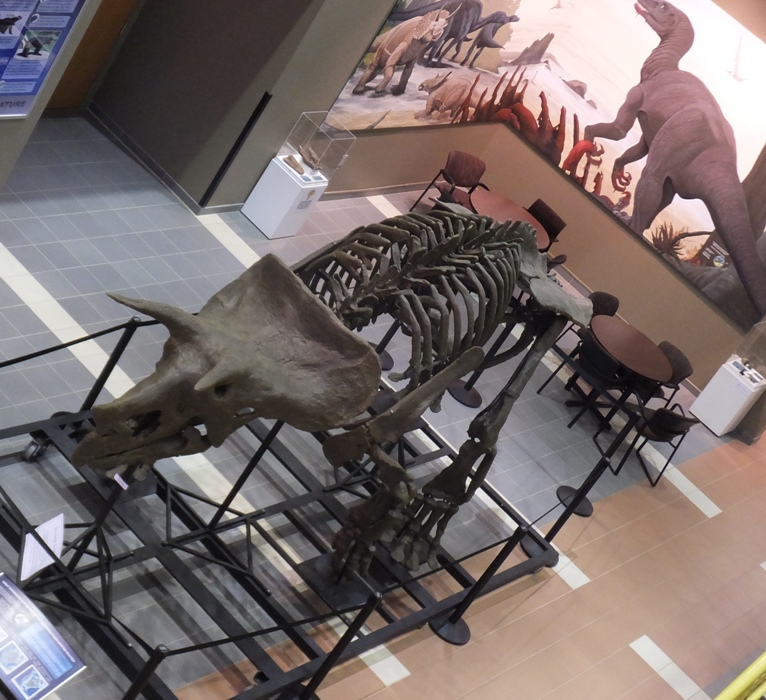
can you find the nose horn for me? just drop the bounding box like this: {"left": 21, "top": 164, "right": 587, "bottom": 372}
{"left": 108, "top": 293, "right": 202, "bottom": 340}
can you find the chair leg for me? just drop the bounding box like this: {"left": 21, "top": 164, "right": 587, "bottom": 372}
{"left": 636, "top": 440, "right": 681, "bottom": 487}
{"left": 410, "top": 175, "right": 440, "bottom": 212}
{"left": 610, "top": 434, "right": 643, "bottom": 475}
{"left": 601, "top": 387, "right": 633, "bottom": 427}
{"left": 567, "top": 387, "right": 599, "bottom": 429}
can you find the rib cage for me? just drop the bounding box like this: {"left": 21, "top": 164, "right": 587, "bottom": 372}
{"left": 293, "top": 210, "right": 531, "bottom": 393}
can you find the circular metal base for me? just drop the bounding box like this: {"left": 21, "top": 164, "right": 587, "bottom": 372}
{"left": 556, "top": 485, "right": 593, "bottom": 517}
{"left": 447, "top": 380, "right": 483, "bottom": 408}
{"left": 429, "top": 613, "right": 471, "bottom": 646}
{"left": 378, "top": 349, "right": 394, "bottom": 372}
{"left": 276, "top": 685, "right": 319, "bottom": 700}
{"left": 519, "top": 533, "right": 546, "bottom": 559}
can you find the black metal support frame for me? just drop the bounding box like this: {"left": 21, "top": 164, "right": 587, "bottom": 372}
{"left": 0, "top": 319, "right": 558, "bottom": 700}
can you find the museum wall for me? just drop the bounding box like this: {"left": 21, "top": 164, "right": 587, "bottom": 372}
{"left": 328, "top": 122, "right": 744, "bottom": 388}
{"left": 206, "top": 0, "right": 396, "bottom": 208}
{"left": 90, "top": 0, "right": 329, "bottom": 205}
{"left": 0, "top": 0, "right": 104, "bottom": 189}
{"left": 89, "top": 0, "right": 396, "bottom": 208}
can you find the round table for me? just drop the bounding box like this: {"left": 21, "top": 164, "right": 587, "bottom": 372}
{"left": 469, "top": 189, "right": 550, "bottom": 251}
{"left": 590, "top": 315, "right": 672, "bottom": 382}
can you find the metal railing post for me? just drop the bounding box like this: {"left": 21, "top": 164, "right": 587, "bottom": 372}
{"left": 121, "top": 645, "right": 168, "bottom": 700}
{"left": 279, "top": 592, "right": 382, "bottom": 700}
{"left": 430, "top": 525, "right": 526, "bottom": 645}
{"left": 80, "top": 318, "right": 141, "bottom": 412}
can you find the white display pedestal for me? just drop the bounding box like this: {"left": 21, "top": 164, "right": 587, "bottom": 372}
{"left": 691, "top": 356, "right": 766, "bottom": 436}
{"left": 242, "top": 155, "right": 328, "bottom": 239}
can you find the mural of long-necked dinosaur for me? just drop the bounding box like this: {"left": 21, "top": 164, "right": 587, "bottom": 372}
{"left": 330, "top": 0, "right": 766, "bottom": 328}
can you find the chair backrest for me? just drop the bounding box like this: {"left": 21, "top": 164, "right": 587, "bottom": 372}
{"left": 645, "top": 406, "right": 699, "bottom": 441}
{"left": 525, "top": 199, "right": 567, "bottom": 243}
{"left": 588, "top": 291, "right": 620, "bottom": 318}
{"left": 658, "top": 340, "right": 693, "bottom": 386}
{"left": 578, "top": 331, "right": 620, "bottom": 385}
{"left": 443, "top": 151, "right": 486, "bottom": 188}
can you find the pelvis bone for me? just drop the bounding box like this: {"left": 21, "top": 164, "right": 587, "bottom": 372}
{"left": 72, "top": 254, "right": 380, "bottom": 471}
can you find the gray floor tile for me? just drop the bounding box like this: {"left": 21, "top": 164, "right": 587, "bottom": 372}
{"left": 0, "top": 220, "right": 29, "bottom": 247}
{"left": 9, "top": 245, "right": 55, "bottom": 273}
{"left": 63, "top": 267, "right": 106, "bottom": 294}
{"left": 89, "top": 208, "right": 136, "bottom": 235}
{"left": 0, "top": 192, "right": 35, "bottom": 219}
{"left": 67, "top": 211, "right": 109, "bottom": 236}
{"left": 39, "top": 213, "right": 86, "bottom": 241}
{"left": 38, "top": 241, "right": 84, "bottom": 269}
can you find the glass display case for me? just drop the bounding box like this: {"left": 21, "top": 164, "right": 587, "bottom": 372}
{"left": 279, "top": 111, "right": 355, "bottom": 179}
{"left": 736, "top": 320, "right": 766, "bottom": 377}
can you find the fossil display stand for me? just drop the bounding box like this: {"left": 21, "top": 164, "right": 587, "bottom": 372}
{"left": 242, "top": 112, "right": 354, "bottom": 239}
{"left": 0, "top": 317, "right": 557, "bottom": 700}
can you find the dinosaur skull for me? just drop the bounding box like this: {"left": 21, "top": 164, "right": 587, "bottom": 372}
{"left": 71, "top": 254, "right": 380, "bottom": 471}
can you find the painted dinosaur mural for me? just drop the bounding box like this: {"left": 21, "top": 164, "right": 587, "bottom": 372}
{"left": 352, "top": 9, "right": 453, "bottom": 97}
{"left": 566, "top": 0, "right": 766, "bottom": 317}
{"left": 330, "top": 0, "right": 766, "bottom": 327}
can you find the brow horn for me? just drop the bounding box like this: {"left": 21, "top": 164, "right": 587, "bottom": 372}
{"left": 108, "top": 293, "right": 203, "bottom": 340}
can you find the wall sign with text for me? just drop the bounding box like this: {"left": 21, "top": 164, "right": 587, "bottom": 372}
{"left": 0, "top": 0, "right": 87, "bottom": 119}
{"left": 0, "top": 574, "right": 85, "bottom": 699}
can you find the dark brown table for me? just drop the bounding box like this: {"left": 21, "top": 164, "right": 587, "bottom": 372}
{"left": 469, "top": 189, "right": 550, "bottom": 251}
{"left": 553, "top": 315, "right": 671, "bottom": 518}
{"left": 590, "top": 315, "right": 672, "bottom": 382}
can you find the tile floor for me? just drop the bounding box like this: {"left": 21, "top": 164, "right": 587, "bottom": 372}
{"left": 0, "top": 116, "right": 761, "bottom": 700}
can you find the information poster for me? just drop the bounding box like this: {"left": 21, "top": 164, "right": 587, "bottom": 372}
{"left": 0, "top": 574, "right": 85, "bottom": 699}
{"left": 0, "top": 0, "right": 87, "bottom": 118}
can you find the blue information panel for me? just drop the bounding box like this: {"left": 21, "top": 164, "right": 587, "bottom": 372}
{"left": 0, "top": 574, "right": 85, "bottom": 699}
{"left": 0, "top": 0, "right": 87, "bottom": 118}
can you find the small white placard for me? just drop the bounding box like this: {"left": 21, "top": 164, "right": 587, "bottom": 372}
{"left": 19, "top": 514, "right": 65, "bottom": 581}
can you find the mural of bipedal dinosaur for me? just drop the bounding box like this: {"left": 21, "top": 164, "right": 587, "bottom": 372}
{"left": 352, "top": 10, "right": 452, "bottom": 97}
{"left": 461, "top": 11, "right": 520, "bottom": 69}
{"left": 566, "top": 0, "right": 766, "bottom": 317}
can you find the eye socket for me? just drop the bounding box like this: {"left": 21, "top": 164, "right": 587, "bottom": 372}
{"left": 214, "top": 384, "right": 229, "bottom": 398}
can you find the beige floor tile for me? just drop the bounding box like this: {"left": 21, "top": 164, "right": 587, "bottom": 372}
{"left": 318, "top": 666, "right": 385, "bottom": 700}
{"left": 614, "top": 673, "right": 687, "bottom": 700}
{"left": 540, "top": 647, "right": 654, "bottom": 700}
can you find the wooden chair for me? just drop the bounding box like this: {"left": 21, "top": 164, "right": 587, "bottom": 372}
{"left": 562, "top": 330, "right": 636, "bottom": 430}
{"left": 611, "top": 399, "right": 699, "bottom": 486}
{"left": 525, "top": 199, "right": 566, "bottom": 253}
{"left": 538, "top": 293, "right": 621, "bottom": 396}
{"left": 633, "top": 341, "right": 693, "bottom": 406}
{"left": 410, "top": 151, "right": 489, "bottom": 212}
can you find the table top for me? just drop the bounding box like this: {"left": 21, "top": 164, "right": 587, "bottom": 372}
{"left": 590, "top": 315, "right": 672, "bottom": 383}
{"left": 469, "top": 189, "right": 550, "bottom": 251}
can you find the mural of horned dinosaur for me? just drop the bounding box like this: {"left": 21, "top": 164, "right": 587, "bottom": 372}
{"left": 389, "top": 0, "right": 519, "bottom": 68}
{"left": 566, "top": 0, "right": 766, "bottom": 317}
{"left": 415, "top": 71, "right": 481, "bottom": 120}
{"left": 353, "top": 10, "right": 452, "bottom": 97}
{"left": 73, "top": 210, "right": 590, "bottom": 578}
{"left": 390, "top": 0, "right": 484, "bottom": 68}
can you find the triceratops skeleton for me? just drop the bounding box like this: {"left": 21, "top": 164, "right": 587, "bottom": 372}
{"left": 73, "top": 208, "right": 591, "bottom": 577}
